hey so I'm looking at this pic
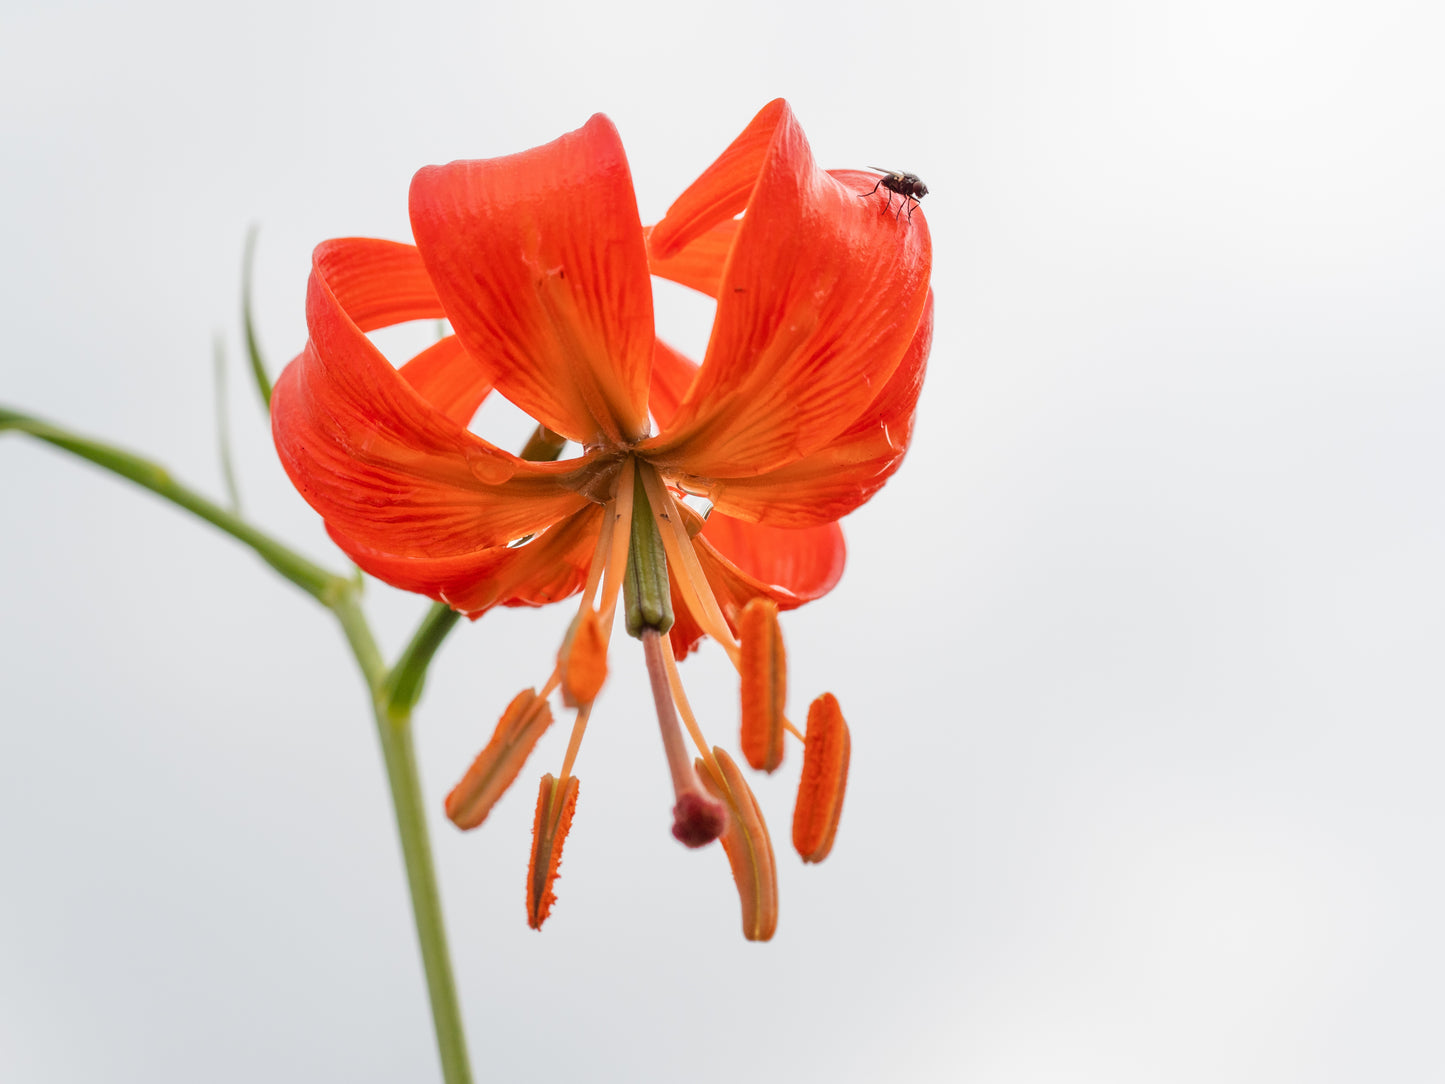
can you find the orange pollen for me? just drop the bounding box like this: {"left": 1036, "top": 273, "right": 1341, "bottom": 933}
{"left": 559, "top": 607, "right": 608, "bottom": 707}
{"left": 526, "top": 772, "right": 580, "bottom": 930}
{"left": 444, "top": 689, "right": 555, "bottom": 830}
{"left": 738, "top": 598, "right": 787, "bottom": 773}
{"left": 640, "top": 627, "right": 726, "bottom": 847}
{"left": 791, "top": 693, "right": 851, "bottom": 863}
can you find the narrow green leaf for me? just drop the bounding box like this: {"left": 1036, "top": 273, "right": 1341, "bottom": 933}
{"left": 242, "top": 225, "right": 273, "bottom": 411}
{"left": 213, "top": 335, "right": 242, "bottom": 513}
{"left": 1, "top": 406, "right": 341, "bottom": 602}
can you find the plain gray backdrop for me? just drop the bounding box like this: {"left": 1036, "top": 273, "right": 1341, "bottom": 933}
{"left": 3, "top": 0, "right": 1442, "bottom": 1080}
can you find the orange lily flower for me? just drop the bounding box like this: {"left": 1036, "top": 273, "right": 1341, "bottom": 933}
{"left": 271, "top": 99, "right": 932, "bottom": 939}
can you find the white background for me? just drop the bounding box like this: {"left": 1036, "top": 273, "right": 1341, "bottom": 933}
{"left": 3, "top": 1, "right": 1443, "bottom": 1081}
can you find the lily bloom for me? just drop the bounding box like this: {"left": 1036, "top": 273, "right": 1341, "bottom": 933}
{"left": 272, "top": 99, "right": 932, "bottom": 940}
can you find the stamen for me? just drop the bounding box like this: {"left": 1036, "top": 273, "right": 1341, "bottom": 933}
{"left": 696, "top": 748, "right": 779, "bottom": 942}
{"left": 559, "top": 606, "right": 607, "bottom": 707}
{"left": 641, "top": 628, "right": 726, "bottom": 847}
{"left": 445, "top": 689, "right": 555, "bottom": 830}
{"left": 791, "top": 693, "right": 851, "bottom": 863}
{"left": 557, "top": 699, "right": 594, "bottom": 782}
{"left": 738, "top": 598, "right": 787, "bottom": 772}
{"left": 594, "top": 458, "right": 635, "bottom": 618}
{"left": 526, "top": 772, "right": 580, "bottom": 930}
{"left": 658, "top": 638, "right": 720, "bottom": 765}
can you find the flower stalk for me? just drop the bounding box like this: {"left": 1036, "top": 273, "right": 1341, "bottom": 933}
{"left": 2, "top": 406, "right": 475, "bottom": 1084}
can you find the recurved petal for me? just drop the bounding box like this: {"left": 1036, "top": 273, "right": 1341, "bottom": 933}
{"left": 647, "top": 338, "right": 698, "bottom": 431}
{"left": 311, "top": 237, "right": 446, "bottom": 331}
{"left": 697, "top": 748, "right": 778, "bottom": 942}
{"left": 271, "top": 252, "right": 591, "bottom": 561}
{"left": 644, "top": 219, "right": 738, "bottom": 298}
{"left": 705, "top": 290, "right": 934, "bottom": 527}
{"left": 645, "top": 170, "right": 875, "bottom": 300}
{"left": 648, "top": 99, "right": 789, "bottom": 261}
{"left": 326, "top": 504, "right": 604, "bottom": 619}
{"left": 311, "top": 237, "right": 493, "bottom": 425}
{"left": 409, "top": 114, "right": 654, "bottom": 446}
{"left": 644, "top": 115, "right": 932, "bottom": 480}
{"left": 667, "top": 507, "right": 845, "bottom": 657}
{"left": 398, "top": 335, "right": 492, "bottom": 426}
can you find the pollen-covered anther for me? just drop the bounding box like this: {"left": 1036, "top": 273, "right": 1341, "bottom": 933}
{"left": 444, "top": 689, "right": 555, "bottom": 830}
{"left": 526, "top": 773, "right": 580, "bottom": 930}
{"left": 559, "top": 607, "right": 608, "bottom": 707}
{"left": 792, "top": 693, "right": 851, "bottom": 863}
{"left": 697, "top": 748, "right": 779, "bottom": 942}
{"left": 739, "top": 598, "right": 786, "bottom": 772}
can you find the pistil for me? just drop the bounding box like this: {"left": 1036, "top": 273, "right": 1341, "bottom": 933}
{"left": 642, "top": 628, "right": 726, "bottom": 847}
{"left": 623, "top": 461, "right": 725, "bottom": 847}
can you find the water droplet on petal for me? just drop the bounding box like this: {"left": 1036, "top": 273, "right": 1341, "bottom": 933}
{"left": 464, "top": 444, "right": 517, "bottom": 485}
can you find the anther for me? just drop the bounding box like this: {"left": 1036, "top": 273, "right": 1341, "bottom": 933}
{"left": 697, "top": 748, "right": 779, "bottom": 941}
{"left": 738, "top": 598, "right": 786, "bottom": 772}
{"left": 526, "top": 773, "right": 580, "bottom": 930}
{"left": 445, "top": 689, "right": 554, "bottom": 830}
{"left": 559, "top": 607, "right": 608, "bottom": 707}
{"left": 791, "top": 693, "right": 851, "bottom": 863}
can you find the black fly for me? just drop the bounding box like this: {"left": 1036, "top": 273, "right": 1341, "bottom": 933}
{"left": 861, "top": 168, "right": 928, "bottom": 221}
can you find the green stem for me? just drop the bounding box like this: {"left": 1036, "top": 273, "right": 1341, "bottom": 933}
{"left": 332, "top": 590, "right": 473, "bottom": 1084}
{"left": 386, "top": 603, "right": 464, "bottom": 717}
{"left": 1, "top": 407, "right": 337, "bottom": 601}
{"left": 5, "top": 407, "right": 473, "bottom": 1084}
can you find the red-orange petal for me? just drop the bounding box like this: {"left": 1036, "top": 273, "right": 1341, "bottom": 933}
{"left": 397, "top": 335, "right": 492, "bottom": 427}
{"left": 526, "top": 773, "right": 580, "bottom": 930}
{"left": 738, "top": 599, "right": 786, "bottom": 773}
{"left": 271, "top": 247, "right": 592, "bottom": 561}
{"left": 645, "top": 219, "right": 739, "bottom": 298}
{"left": 792, "top": 694, "right": 851, "bottom": 863}
{"left": 707, "top": 290, "right": 935, "bottom": 527}
{"left": 646, "top": 169, "right": 873, "bottom": 301}
{"left": 444, "top": 690, "right": 555, "bottom": 830}
{"left": 647, "top": 337, "right": 698, "bottom": 431}
{"left": 409, "top": 114, "right": 654, "bottom": 446}
{"left": 643, "top": 107, "right": 932, "bottom": 479}
{"left": 649, "top": 99, "right": 789, "bottom": 260}
{"left": 667, "top": 504, "right": 845, "bottom": 658}
{"left": 327, "top": 504, "right": 604, "bottom": 619}
{"left": 696, "top": 748, "right": 778, "bottom": 941}
{"left": 309, "top": 236, "right": 446, "bottom": 331}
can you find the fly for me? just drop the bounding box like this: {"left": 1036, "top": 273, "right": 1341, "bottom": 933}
{"left": 861, "top": 168, "right": 928, "bottom": 221}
